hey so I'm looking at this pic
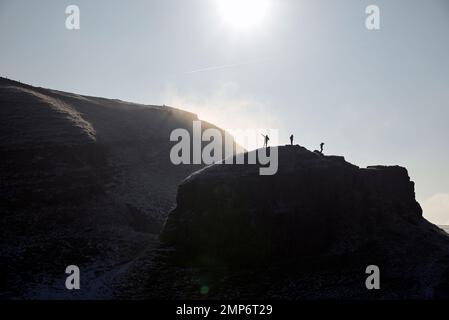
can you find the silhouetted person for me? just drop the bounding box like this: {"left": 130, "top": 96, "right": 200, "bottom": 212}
{"left": 290, "top": 134, "right": 294, "bottom": 145}
{"left": 262, "top": 134, "right": 270, "bottom": 148}
{"left": 320, "top": 142, "right": 325, "bottom": 154}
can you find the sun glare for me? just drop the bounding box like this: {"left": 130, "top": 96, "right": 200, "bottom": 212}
{"left": 217, "top": 0, "right": 270, "bottom": 30}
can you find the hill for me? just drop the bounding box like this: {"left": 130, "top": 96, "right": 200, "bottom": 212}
{"left": 0, "top": 77, "right": 238, "bottom": 298}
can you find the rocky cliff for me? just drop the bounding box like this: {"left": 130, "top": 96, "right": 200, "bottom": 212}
{"left": 160, "top": 146, "right": 449, "bottom": 299}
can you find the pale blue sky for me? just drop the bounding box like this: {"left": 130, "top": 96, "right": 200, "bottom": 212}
{"left": 1, "top": 0, "right": 448, "bottom": 224}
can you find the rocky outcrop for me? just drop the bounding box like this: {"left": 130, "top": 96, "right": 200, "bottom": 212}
{"left": 161, "top": 145, "right": 449, "bottom": 298}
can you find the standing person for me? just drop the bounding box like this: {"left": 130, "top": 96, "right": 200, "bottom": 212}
{"left": 261, "top": 134, "right": 270, "bottom": 148}
{"left": 290, "top": 134, "right": 294, "bottom": 145}
{"left": 320, "top": 142, "right": 325, "bottom": 154}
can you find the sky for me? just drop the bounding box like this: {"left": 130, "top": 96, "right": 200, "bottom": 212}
{"left": 0, "top": 0, "right": 448, "bottom": 224}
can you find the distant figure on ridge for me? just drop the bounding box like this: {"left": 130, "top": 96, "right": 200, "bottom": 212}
{"left": 320, "top": 142, "right": 325, "bottom": 154}
{"left": 290, "top": 134, "right": 294, "bottom": 145}
{"left": 262, "top": 134, "right": 270, "bottom": 148}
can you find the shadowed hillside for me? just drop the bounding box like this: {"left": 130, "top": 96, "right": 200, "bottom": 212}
{"left": 0, "top": 77, "right": 239, "bottom": 298}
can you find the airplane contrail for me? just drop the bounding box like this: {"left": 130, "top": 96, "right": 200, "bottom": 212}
{"left": 185, "top": 57, "right": 273, "bottom": 74}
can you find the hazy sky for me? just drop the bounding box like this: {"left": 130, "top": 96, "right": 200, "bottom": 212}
{"left": 1, "top": 0, "right": 448, "bottom": 224}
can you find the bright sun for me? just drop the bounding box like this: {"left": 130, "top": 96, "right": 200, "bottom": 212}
{"left": 217, "top": 0, "right": 270, "bottom": 30}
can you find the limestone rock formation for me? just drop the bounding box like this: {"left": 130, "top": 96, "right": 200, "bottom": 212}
{"left": 161, "top": 146, "right": 449, "bottom": 298}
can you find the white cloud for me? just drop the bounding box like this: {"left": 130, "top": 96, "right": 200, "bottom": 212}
{"left": 422, "top": 193, "right": 449, "bottom": 225}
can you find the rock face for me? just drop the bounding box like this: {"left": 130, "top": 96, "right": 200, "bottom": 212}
{"left": 0, "top": 77, "right": 238, "bottom": 298}
{"left": 162, "top": 146, "right": 421, "bottom": 262}
{"left": 161, "top": 146, "right": 449, "bottom": 298}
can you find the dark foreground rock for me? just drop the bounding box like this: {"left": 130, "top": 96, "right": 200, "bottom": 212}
{"left": 160, "top": 146, "right": 449, "bottom": 299}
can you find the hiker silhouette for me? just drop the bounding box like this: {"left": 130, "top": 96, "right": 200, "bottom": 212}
{"left": 290, "top": 134, "right": 294, "bottom": 145}
{"left": 320, "top": 142, "right": 325, "bottom": 154}
{"left": 262, "top": 134, "right": 270, "bottom": 148}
